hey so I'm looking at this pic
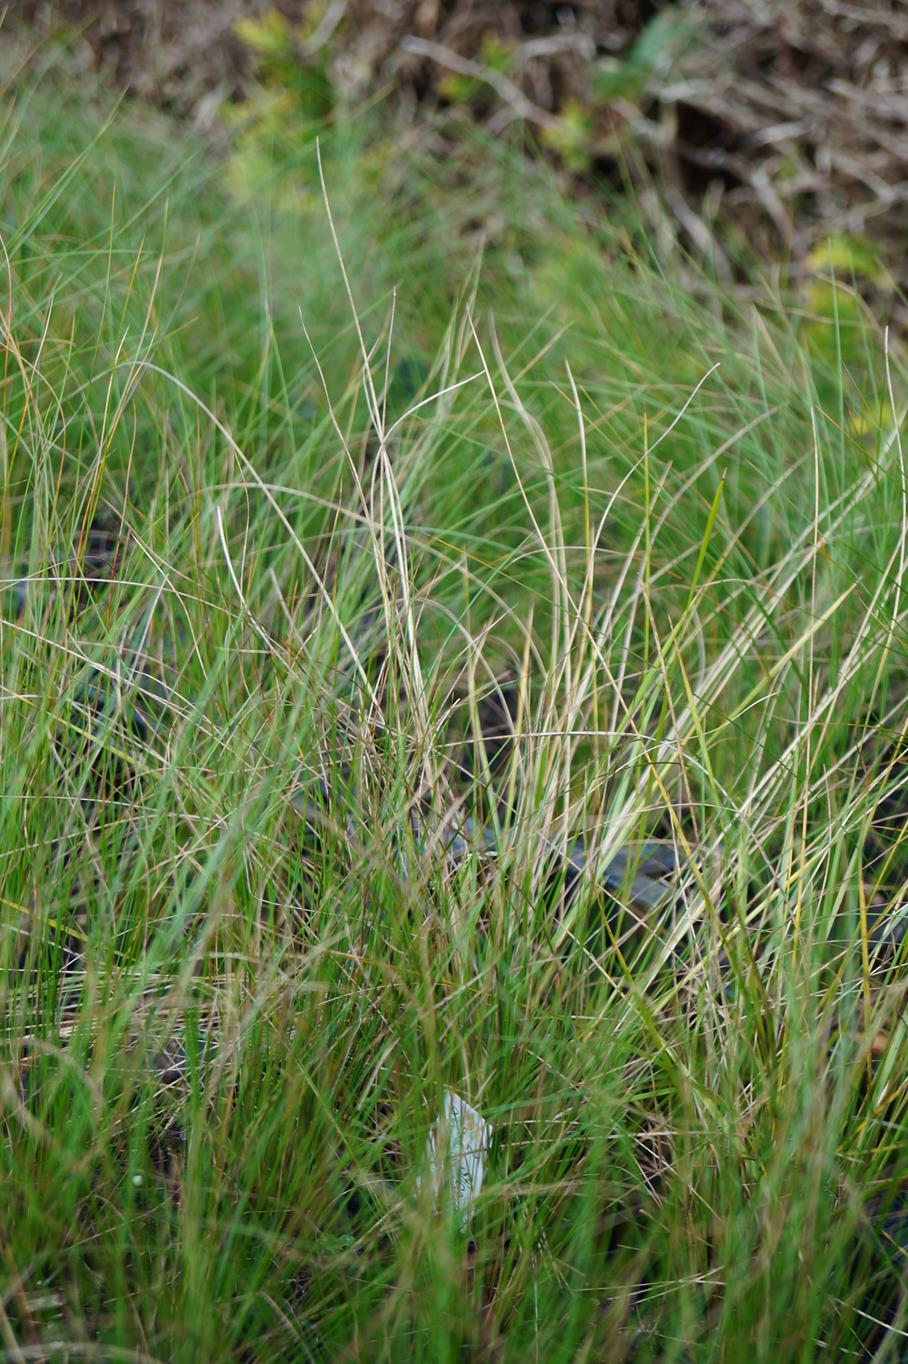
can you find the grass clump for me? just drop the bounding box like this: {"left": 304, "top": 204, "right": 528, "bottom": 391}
{"left": 1, "top": 51, "right": 907, "bottom": 1364}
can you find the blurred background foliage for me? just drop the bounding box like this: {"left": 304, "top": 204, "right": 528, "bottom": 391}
{"left": 13, "top": 0, "right": 906, "bottom": 445}
{"left": 10, "top": 1, "right": 908, "bottom": 311}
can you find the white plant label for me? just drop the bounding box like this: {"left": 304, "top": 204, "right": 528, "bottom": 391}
{"left": 424, "top": 1089, "right": 492, "bottom": 1231}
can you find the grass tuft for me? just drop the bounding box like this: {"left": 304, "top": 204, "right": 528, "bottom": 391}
{"left": 1, "top": 48, "right": 907, "bottom": 1364}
